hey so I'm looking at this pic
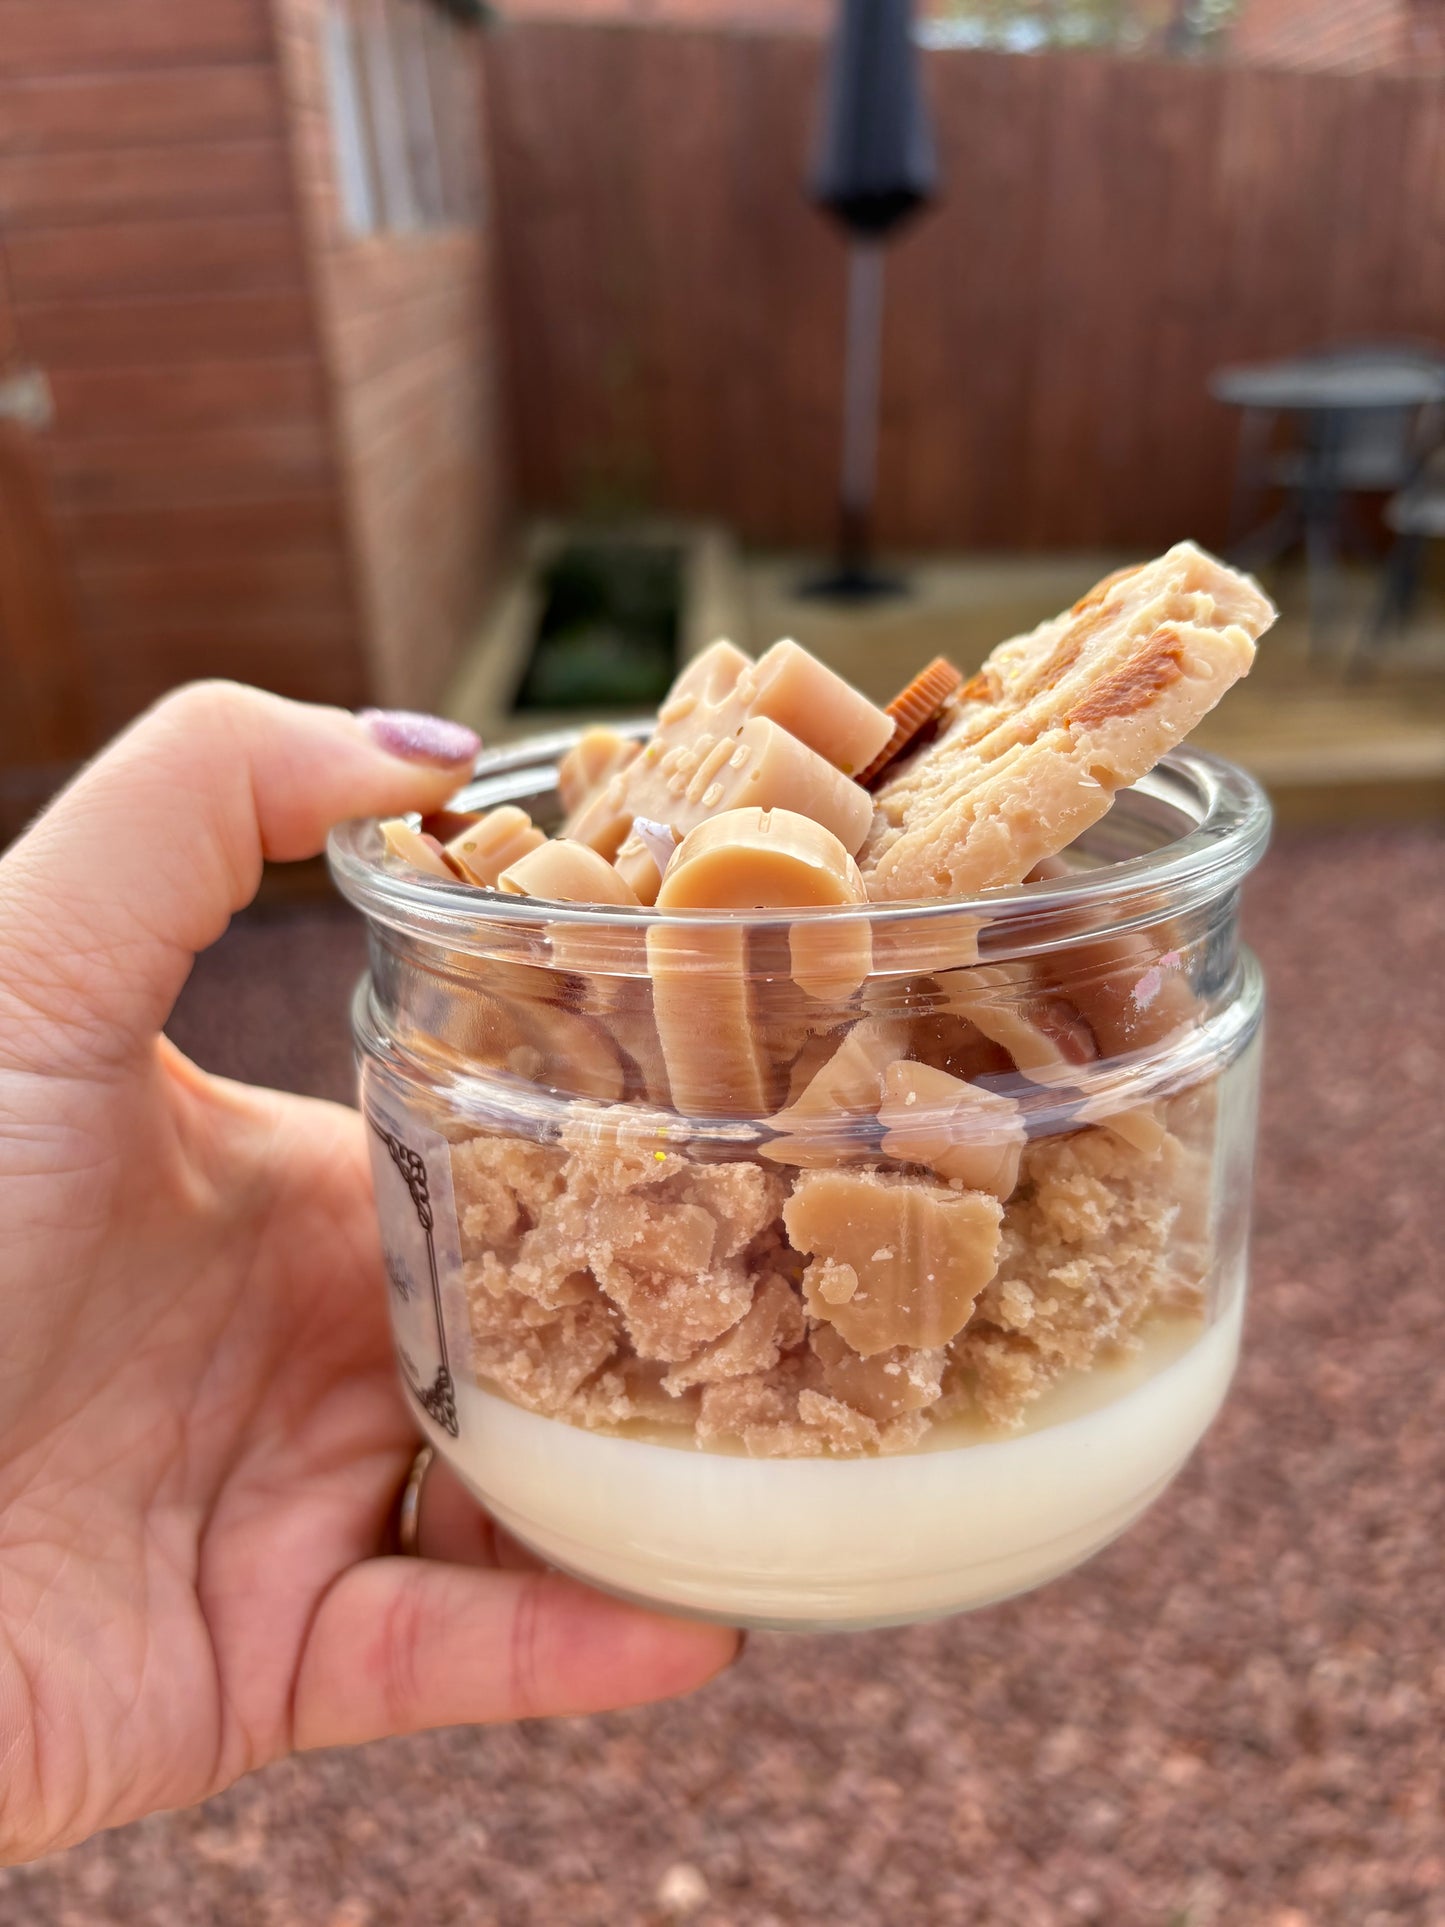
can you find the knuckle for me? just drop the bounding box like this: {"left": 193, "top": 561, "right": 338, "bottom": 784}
{"left": 375, "top": 1574, "right": 430, "bottom": 1734}
{"left": 506, "top": 1576, "right": 549, "bottom": 1721}
{"left": 149, "top": 680, "right": 257, "bottom": 738}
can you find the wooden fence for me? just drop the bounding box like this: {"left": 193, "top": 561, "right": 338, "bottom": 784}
{"left": 484, "top": 22, "right": 1445, "bottom": 552}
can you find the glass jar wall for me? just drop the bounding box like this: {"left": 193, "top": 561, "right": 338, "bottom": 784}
{"left": 330, "top": 737, "right": 1268, "bottom": 1631}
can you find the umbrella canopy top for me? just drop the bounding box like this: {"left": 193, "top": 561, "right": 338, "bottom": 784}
{"left": 812, "top": 0, "right": 939, "bottom": 239}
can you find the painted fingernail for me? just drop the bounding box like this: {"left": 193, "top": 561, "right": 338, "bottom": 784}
{"left": 359, "top": 709, "right": 481, "bottom": 769}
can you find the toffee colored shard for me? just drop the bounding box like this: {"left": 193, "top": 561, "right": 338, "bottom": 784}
{"left": 861, "top": 542, "right": 1275, "bottom": 901}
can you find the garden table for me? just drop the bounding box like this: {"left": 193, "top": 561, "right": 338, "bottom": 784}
{"left": 1210, "top": 351, "right": 1445, "bottom": 641}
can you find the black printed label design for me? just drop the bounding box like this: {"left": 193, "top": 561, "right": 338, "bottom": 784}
{"left": 363, "top": 1072, "right": 466, "bottom": 1439}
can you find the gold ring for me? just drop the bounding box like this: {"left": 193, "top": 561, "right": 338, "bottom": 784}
{"left": 396, "top": 1444, "right": 435, "bottom": 1557}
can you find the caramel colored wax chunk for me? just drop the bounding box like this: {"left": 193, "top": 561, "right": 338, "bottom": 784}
{"left": 936, "top": 964, "right": 1096, "bottom": 1081}
{"left": 1088, "top": 1103, "right": 1168, "bottom": 1155}
{"left": 1047, "top": 929, "right": 1197, "bottom": 1056}
{"left": 648, "top": 809, "right": 773, "bottom": 1117}
{"left": 660, "top": 806, "right": 872, "bottom": 998}
{"left": 647, "top": 805, "right": 873, "bottom": 1116}
{"left": 878, "top": 1060, "right": 1024, "bottom": 1200}
{"left": 762, "top": 1018, "right": 906, "bottom": 1166}
{"left": 783, "top": 1168, "right": 1003, "bottom": 1355}
{"left": 420, "top": 808, "right": 483, "bottom": 844}
{"left": 380, "top": 818, "right": 455, "bottom": 880}
{"left": 735, "top": 638, "right": 894, "bottom": 774}
{"left": 660, "top": 806, "right": 863, "bottom": 910}
{"left": 496, "top": 839, "right": 646, "bottom": 1016}
{"left": 566, "top": 640, "right": 888, "bottom": 902}
{"left": 558, "top": 727, "right": 641, "bottom": 816}
{"left": 438, "top": 986, "right": 625, "bottom": 1102}
{"left": 508, "top": 1003, "right": 627, "bottom": 1103}
{"left": 810, "top": 1323, "right": 945, "bottom": 1421}
{"left": 646, "top": 922, "right": 766, "bottom": 1118}
{"left": 590, "top": 978, "right": 673, "bottom": 1106}
{"left": 499, "top": 837, "right": 641, "bottom": 906}
{"left": 444, "top": 806, "right": 546, "bottom": 886}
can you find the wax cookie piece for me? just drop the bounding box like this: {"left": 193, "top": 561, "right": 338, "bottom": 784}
{"left": 783, "top": 1167, "right": 1003, "bottom": 1356}
{"left": 567, "top": 640, "right": 890, "bottom": 902}
{"left": 878, "top": 1060, "right": 1024, "bottom": 1201}
{"left": 444, "top": 805, "right": 546, "bottom": 886}
{"left": 659, "top": 806, "right": 872, "bottom": 998}
{"left": 558, "top": 727, "right": 640, "bottom": 816}
{"left": 861, "top": 542, "right": 1275, "bottom": 900}
{"left": 857, "top": 656, "right": 964, "bottom": 787}
{"left": 380, "top": 818, "right": 456, "bottom": 880}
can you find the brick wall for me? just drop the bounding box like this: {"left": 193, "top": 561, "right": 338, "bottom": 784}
{"left": 273, "top": 0, "right": 509, "bottom": 710}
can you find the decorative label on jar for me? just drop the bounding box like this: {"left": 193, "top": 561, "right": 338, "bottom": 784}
{"left": 361, "top": 1068, "right": 467, "bottom": 1439}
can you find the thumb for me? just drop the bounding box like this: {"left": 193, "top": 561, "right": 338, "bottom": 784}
{"left": 0, "top": 682, "right": 479, "bottom": 1073}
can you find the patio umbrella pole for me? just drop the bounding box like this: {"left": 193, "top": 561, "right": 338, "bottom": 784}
{"left": 801, "top": 0, "right": 936, "bottom": 602}
{"left": 805, "top": 239, "right": 903, "bottom": 599}
{"left": 838, "top": 238, "right": 886, "bottom": 579}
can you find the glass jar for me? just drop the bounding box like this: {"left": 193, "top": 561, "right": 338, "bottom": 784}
{"left": 329, "top": 733, "right": 1268, "bottom": 1632}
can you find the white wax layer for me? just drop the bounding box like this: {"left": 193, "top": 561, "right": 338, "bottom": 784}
{"left": 426, "top": 1289, "right": 1244, "bottom": 1631}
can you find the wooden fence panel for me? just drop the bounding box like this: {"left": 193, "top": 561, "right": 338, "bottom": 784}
{"left": 0, "top": 68, "right": 283, "bottom": 153}
{"left": 18, "top": 292, "right": 315, "bottom": 368}
{"left": 0, "top": 141, "right": 295, "bottom": 226}
{"left": 6, "top": 215, "right": 304, "bottom": 302}
{"left": 485, "top": 25, "right": 1445, "bottom": 551}
{"left": 0, "top": 1, "right": 273, "bottom": 78}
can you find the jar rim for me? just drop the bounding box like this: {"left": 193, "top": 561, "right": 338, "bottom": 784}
{"left": 327, "top": 726, "right": 1271, "bottom": 955}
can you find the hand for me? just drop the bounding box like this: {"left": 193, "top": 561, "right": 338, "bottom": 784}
{"left": 0, "top": 685, "right": 737, "bottom": 1864}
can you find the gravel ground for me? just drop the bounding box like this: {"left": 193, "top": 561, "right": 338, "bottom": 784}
{"left": 2, "top": 824, "right": 1442, "bottom": 1927}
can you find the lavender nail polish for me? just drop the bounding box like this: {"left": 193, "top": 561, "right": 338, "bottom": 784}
{"left": 359, "top": 709, "right": 481, "bottom": 769}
